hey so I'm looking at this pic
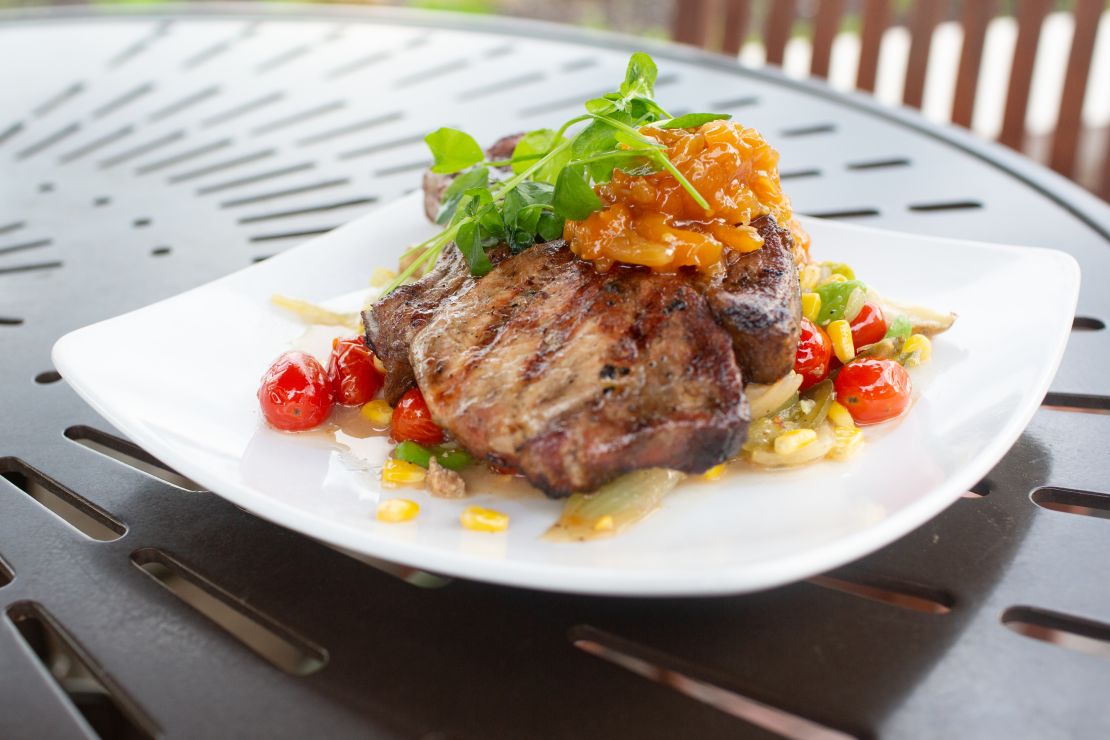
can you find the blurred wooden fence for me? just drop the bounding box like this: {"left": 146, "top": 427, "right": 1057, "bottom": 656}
{"left": 672, "top": 0, "right": 1109, "bottom": 201}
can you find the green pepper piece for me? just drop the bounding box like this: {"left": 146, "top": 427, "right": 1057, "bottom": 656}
{"left": 393, "top": 441, "right": 433, "bottom": 469}
{"left": 884, "top": 315, "right": 912, "bottom": 340}
{"left": 815, "top": 279, "right": 866, "bottom": 325}
{"left": 433, "top": 448, "right": 472, "bottom": 470}
{"left": 801, "top": 379, "right": 834, "bottom": 428}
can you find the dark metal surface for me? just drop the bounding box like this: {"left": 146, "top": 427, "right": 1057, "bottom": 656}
{"left": 1, "top": 6, "right": 1109, "bottom": 739}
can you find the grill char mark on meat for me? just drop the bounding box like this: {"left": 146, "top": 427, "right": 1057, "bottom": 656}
{"left": 408, "top": 241, "right": 748, "bottom": 497}
{"left": 363, "top": 245, "right": 507, "bottom": 404}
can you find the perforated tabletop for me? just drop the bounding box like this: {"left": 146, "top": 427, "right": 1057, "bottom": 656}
{"left": 1, "top": 6, "right": 1109, "bottom": 739}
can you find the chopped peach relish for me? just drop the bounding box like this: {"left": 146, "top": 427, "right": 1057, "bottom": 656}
{"left": 564, "top": 120, "right": 806, "bottom": 273}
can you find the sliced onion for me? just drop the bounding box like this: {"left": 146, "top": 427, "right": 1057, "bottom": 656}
{"left": 545, "top": 469, "right": 685, "bottom": 542}
{"left": 880, "top": 298, "right": 957, "bottom": 337}
{"left": 746, "top": 372, "right": 803, "bottom": 420}
{"left": 843, "top": 287, "right": 867, "bottom": 323}
{"left": 270, "top": 294, "right": 361, "bottom": 330}
{"left": 749, "top": 422, "right": 836, "bottom": 467}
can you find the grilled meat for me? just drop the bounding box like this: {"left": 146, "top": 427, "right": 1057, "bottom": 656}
{"left": 406, "top": 241, "right": 748, "bottom": 496}
{"left": 362, "top": 142, "right": 801, "bottom": 495}
{"left": 422, "top": 133, "right": 524, "bottom": 223}
{"left": 700, "top": 215, "right": 802, "bottom": 383}
{"left": 422, "top": 151, "right": 800, "bottom": 384}
{"left": 364, "top": 245, "right": 506, "bottom": 404}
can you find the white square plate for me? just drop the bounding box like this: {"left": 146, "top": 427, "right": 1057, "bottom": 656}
{"left": 53, "top": 193, "right": 1079, "bottom": 596}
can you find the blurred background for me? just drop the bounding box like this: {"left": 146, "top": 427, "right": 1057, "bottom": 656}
{"left": 2, "top": 0, "right": 1107, "bottom": 199}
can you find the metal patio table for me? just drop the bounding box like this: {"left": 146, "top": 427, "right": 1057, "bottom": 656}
{"left": 1, "top": 6, "right": 1109, "bottom": 739}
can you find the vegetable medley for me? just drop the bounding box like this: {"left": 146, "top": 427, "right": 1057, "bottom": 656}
{"left": 742, "top": 259, "right": 945, "bottom": 468}
{"left": 254, "top": 52, "right": 955, "bottom": 541}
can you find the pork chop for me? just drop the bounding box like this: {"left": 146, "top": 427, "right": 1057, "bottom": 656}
{"left": 700, "top": 215, "right": 802, "bottom": 383}
{"left": 364, "top": 244, "right": 506, "bottom": 404}
{"left": 407, "top": 241, "right": 748, "bottom": 497}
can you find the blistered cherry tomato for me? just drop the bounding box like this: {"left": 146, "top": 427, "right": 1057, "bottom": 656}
{"left": 834, "top": 358, "right": 912, "bottom": 425}
{"left": 258, "top": 351, "right": 334, "bottom": 431}
{"left": 793, "top": 318, "right": 833, "bottom": 390}
{"left": 391, "top": 388, "right": 444, "bottom": 445}
{"left": 328, "top": 336, "right": 383, "bottom": 406}
{"left": 849, "top": 303, "right": 887, "bottom": 348}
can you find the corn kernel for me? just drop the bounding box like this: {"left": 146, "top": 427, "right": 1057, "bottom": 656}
{"left": 361, "top": 399, "right": 393, "bottom": 428}
{"left": 827, "top": 426, "right": 864, "bottom": 461}
{"left": 370, "top": 267, "right": 398, "bottom": 288}
{"left": 902, "top": 333, "right": 932, "bottom": 367}
{"left": 827, "top": 400, "right": 855, "bottom": 428}
{"left": 703, "top": 463, "right": 726, "bottom": 481}
{"left": 774, "top": 428, "right": 817, "bottom": 455}
{"left": 461, "top": 505, "right": 509, "bottom": 533}
{"left": 593, "top": 515, "right": 615, "bottom": 532}
{"left": 825, "top": 262, "right": 856, "bottom": 280}
{"left": 799, "top": 263, "right": 822, "bottom": 292}
{"left": 801, "top": 292, "right": 821, "bottom": 323}
{"left": 827, "top": 319, "right": 855, "bottom": 364}
{"left": 820, "top": 272, "right": 849, "bottom": 286}
{"left": 381, "top": 458, "right": 425, "bottom": 487}
{"left": 377, "top": 498, "right": 419, "bottom": 522}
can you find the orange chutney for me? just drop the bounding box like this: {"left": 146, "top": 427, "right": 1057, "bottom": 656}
{"left": 564, "top": 120, "right": 807, "bottom": 273}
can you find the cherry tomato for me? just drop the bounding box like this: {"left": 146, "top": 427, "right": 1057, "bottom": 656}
{"left": 328, "top": 336, "right": 383, "bottom": 406}
{"left": 392, "top": 388, "right": 444, "bottom": 445}
{"left": 258, "top": 351, "right": 334, "bottom": 431}
{"left": 834, "top": 358, "right": 912, "bottom": 425}
{"left": 849, "top": 303, "right": 887, "bottom": 348}
{"left": 793, "top": 318, "right": 832, "bottom": 390}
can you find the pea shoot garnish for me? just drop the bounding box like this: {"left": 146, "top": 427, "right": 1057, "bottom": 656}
{"left": 384, "top": 52, "right": 730, "bottom": 293}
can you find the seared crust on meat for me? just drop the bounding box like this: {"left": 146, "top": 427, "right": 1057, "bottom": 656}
{"left": 408, "top": 241, "right": 748, "bottom": 497}
{"left": 363, "top": 246, "right": 505, "bottom": 404}
{"left": 701, "top": 215, "right": 801, "bottom": 383}
{"left": 365, "top": 245, "right": 512, "bottom": 403}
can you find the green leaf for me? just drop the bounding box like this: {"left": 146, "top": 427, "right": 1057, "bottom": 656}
{"left": 585, "top": 97, "right": 617, "bottom": 115}
{"left": 571, "top": 120, "right": 627, "bottom": 182}
{"left": 455, "top": 220, "right": 492, "bottom": 276}
{"left": 554, "top": 165, "right": 602, "bottom": 221}
{"left": 425, "top": 127, "right": 485, "bottom": 174}
{"left": 478, "top": 207, "right": 506, "bottom": 244}
{"left": 885, "top": 315, "right": 912, "bottom": 341}
{"left": 511, "top": 130, "right": 555, "bottom": 174}
{"left": 572, "top": 119, "right": 618, "bottom": 158}
{"left": 503, "top": 182, "right": 552, "bottom": 224}
{"left": 620, "top": 52, "right": 658, "bottom": 99}
{"left": 436, "top": 166, "right": 489, "bottom": 225}
{"left": 613, "top": 126, "right": 649, "bottom": 150}
{"left": 658, "top": 112, "right": 732, "bottom": 129}
{"left": 572, "top": 151, "right": 657, "bottom": 186}
{"left": 628, "top": 96, "right": 670, "bottom": 124}
{"left": 453, "top": 183, "right": 495, "bottom": 229}
{"left": 536, "top": 211, "right": 564, "bottom": 242}
{"left": 511, "top": 130, "right": 570, "bottom": 184}
{"left": 502, "top": 183, "right": 555, "bottom": 252}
